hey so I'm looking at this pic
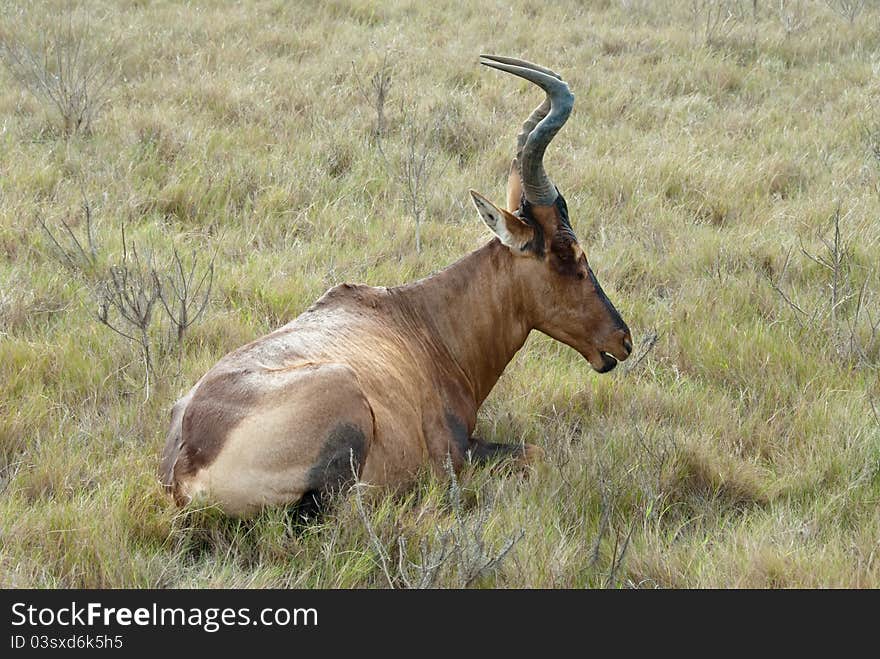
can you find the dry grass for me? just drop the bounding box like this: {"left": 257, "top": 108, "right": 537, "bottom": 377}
{"left": 1, "top": 0, "right": 879, "bottom": 588}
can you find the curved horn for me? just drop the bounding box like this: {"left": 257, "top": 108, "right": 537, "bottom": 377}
{"left": 479, "top": 55, "right": 573, "bottom": 206}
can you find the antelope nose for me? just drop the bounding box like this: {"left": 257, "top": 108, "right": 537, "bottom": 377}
{"left": 606, "top": 329, "right": 632, "bottom": 362}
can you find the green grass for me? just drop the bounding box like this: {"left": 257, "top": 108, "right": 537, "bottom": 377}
{"left": 1, "top": 0, "right": 879, "bottom": 588}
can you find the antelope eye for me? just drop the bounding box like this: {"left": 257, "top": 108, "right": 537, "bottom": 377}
{"left": 577, "top": 271, "right": 586, "bottom": 280}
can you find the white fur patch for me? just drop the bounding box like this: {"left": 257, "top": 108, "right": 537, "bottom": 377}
{"left": 469, "top": 190, "right": 527, "bottom": 250}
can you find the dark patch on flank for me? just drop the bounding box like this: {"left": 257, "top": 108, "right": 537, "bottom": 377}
{"left": 469, "top": 438, "right": 528, "bottom": 464}
{"left": 286, "top": 490, "right": 328, "bottom": 529}
{"left": 305, "top": 422, "right": 366, "bottom": 493}
{"left": 444, "top": 411, "right": 471, "bottom": 459}
{"left": 174, "top": 369, "right": 258, "bottom": 479}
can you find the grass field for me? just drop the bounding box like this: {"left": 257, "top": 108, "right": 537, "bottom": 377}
{"left": 1, "top": 0, "right": 879, "bottom": 588}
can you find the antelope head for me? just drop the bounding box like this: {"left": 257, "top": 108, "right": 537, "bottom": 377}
{"left": 471, "top": 55, "right": 632, "bottom": 373}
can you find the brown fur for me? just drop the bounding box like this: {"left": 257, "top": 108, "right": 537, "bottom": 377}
{"left": 159, "top": 61, "right": 632, "bottom": 515}
{"left": 159, "top": 199, "right": 631, "bottom": 515}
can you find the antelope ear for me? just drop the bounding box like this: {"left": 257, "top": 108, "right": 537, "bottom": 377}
{"left": 469, "top": 189, "right": 533, "bottom": 252}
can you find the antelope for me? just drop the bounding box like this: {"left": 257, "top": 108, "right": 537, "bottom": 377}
{"left": 159, "top": 55, "right": 632, "bottom": 516}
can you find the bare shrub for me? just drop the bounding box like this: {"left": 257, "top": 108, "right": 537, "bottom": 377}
{"left": 352, "top": 452, "right": 523, "bottom": 588}
{"left": 583, "top": 425, "right": 681, "bottom": 588}
{"left": 38, "top": 205, "right": 159, "bottom": 382}
{"left": 768, "top": 207, "right": 879, "bottom": 369}
{"left": 589, "top": 455, "right": 642, "bottom": 588}
{"left": 353, "top": 58, "right": 456, "bottom": 255}
{"left": 350, "top": 455, "right": 396, "bottom": 588}
{"left": 353, "top": 55, "right": 455, "bottom": 255}
{"left": 824, "top": 0, "right": 867, "bottom": 24}
{"left": 353, "top": 50, "right": 393, "bottom": 150}
{"left": 440, "top": 455, "right": 524, "bottom": 587}
{"left": 155, "top": 249, "right": 215, "bottom": 374}
{"left": 619, "top": 0, "right": 654, "bottom": 18}
{"left": 0, "top": 6, "right": 120, "bottom": 136}
{"left": 95, "top": 224, "right": 160, "bottom": 387}
{"left": 605, "top": 521, "right": 637, "bottom": 588}
{"left": 41, "top": 207, "right": 159, "bottom": 380}
{"left": 394, "top": 532, "right": 453, "bottom": 589}
{"left": 37, "top": 192, "right": 99, "bottom": 278}
{"left": 690, "top": 0, "right": 739, "bottom": 45}
{"left": 39, "top": 194, "right": 214, "bottom": 391}
{"left": 623, "top": 330, "right": 660, "bottom": 375}
{"left": 398, "top": 109, "right": 446, "bottom": 255}
{"left": 775, "top": 0, "right": 816, "bottom": 37}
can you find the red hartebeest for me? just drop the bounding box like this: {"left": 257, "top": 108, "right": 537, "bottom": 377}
{"left": 160, "top": 56, "right": 632, "bottom": 516}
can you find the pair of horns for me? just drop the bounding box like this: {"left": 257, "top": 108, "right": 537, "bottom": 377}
{"left": 480, "top": 54, "right": 574, "bottom": 207}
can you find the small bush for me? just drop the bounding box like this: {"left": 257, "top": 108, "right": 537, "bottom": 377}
{"left": 768, "top": 207, "right": 880, "bottom": 369}
{"left": 353, "top": 454, "right": 524, "bottom": 588}
{"left": 0, "top": 6, "right": 120, "bottom": 136}
{"left": 824, "top": 0, "right": 867, "bottom": 24}
{"left": 40, "top": 194, "right": 214, "bottom": 391}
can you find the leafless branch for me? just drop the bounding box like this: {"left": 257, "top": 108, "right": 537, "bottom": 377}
{"left": 775, "top": 0, "right": 816, "bottom": 38}
{"left": 154, "top": 248, "right": 215, "bottom": 373}
{"left": 95, "top": 223, "right": 160, "bottom": 390}
{"left": 623, "top": 330, "right": 660, "bottom": 374}
{"left": 824, "top": 0, "right": 866, "bottom": 24}
{"left": 0, "top": 4, "right": 121, "bottom": 136}
{"left": 770, "top": 206, "right": 879, "bottom": 368}
{"left": 350, "top": 450, "right": 396, "bottom": 588}
{"left": 353, "top": 50, "right": 393, "bottom": 151}
{"left": 38, "top": 190, "right": 99, "bottom": 277}
{"left": 605, "top": 518, "right": 637, "bottom": 588}
{"left": 690, "top": 0, "right": 738, "bottom": 46}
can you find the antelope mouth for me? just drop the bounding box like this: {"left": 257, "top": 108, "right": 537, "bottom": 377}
{"left": 595, "top": 352, "right": 618, "bottom": 373}
{"left": 581, "top": 347, "right": 619, "bottom": 373}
